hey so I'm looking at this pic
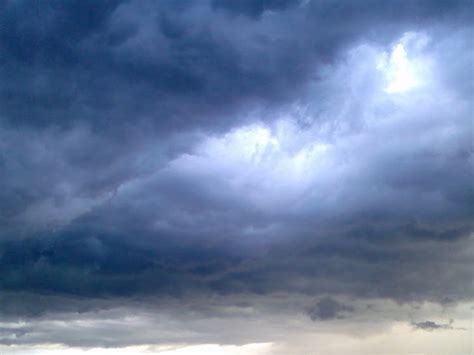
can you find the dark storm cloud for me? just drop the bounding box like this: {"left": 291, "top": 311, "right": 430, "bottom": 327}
{"left": 0, "top": 0, "right": 471, "bottom": 129}
{"left": 211, "top": 0, "right": 300, "bottom": 18}
{"left": 307, "top": 297, "right": 354, "bottom": 321}
{"left": 1, "top": 0, "right": 471, "bottom": 225}
{"left": 0, "top": 0, "right": 473, "bottom": 350}
{"left": 0, "top": 0, "right": 306, "bottom": 130}
{"left": 0, "top": 229, "right": 245, "bottom": 299}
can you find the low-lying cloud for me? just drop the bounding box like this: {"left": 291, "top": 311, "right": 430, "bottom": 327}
{"left": 0, "top": 0, "right": 472, "bottom": 353}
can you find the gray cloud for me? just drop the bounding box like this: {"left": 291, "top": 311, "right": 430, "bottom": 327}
{"left": 0, "top": 0, "right": 473, "bottom": 352}
{"left": 307, "top": 297, "right": 354, "bottom": 321}
{"left": 411, "top": 320, "right": 454, "bottom": 331}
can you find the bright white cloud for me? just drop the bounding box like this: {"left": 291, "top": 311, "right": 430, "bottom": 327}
{"left": 378, "top": 32, "right": 432, "bottom": 94}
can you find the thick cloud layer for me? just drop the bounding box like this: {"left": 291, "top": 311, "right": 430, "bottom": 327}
{"left": 0, "top": 0, "right": 473, "bottom": 353}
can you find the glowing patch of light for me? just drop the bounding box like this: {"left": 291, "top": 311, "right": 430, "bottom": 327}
{"left": 379, "top": 43, "right": 417, "bottom": 93}
{"left": 203, "top": 125, "right": 279, "bottom": 163}
{"left": 198, "top": 123, "right": 329, "bottom": 184}
{"left": 377, "top": 33, "right": 430, "bottom": 94}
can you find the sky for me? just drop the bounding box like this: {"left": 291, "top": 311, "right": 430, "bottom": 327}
{"left": 0, "top": 1, "right": 473, "bottom": 354}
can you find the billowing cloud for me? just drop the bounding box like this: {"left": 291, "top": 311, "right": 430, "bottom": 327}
{"left": 0, "top": 0, "right": 473, "bottom": 353}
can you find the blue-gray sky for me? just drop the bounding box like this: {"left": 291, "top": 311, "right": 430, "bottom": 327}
{"left": 0, "top": 1, "right": 473, "bottom": 354}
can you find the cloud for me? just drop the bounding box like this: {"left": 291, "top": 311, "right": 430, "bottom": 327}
{"left": 211, "top": 0, "right": 300, "bottom": 18}
{"left": 1, "top": 28, "right": 472, "bottom": 309}
{"left": 307, "top": 297, "right": 354, "bottom": 321}
{"left": 0, "top": 0, "right": 473, "bottom": 352}
{"left": 411, "top": 320, "right": 454, "bottom": 331}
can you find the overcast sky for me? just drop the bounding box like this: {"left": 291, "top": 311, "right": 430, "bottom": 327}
{"left": 0, "top": 1, "right": 473, "bottom": 354}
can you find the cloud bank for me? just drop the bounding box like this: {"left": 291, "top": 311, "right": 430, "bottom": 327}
{"left": 0, "top": 0, "right": 472, "bottom": 353}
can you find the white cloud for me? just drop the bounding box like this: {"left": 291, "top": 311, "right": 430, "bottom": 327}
{"left": 378, "top": 32, "right": 432, "bottom": 94}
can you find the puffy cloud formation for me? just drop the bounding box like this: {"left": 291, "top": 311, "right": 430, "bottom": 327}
{"left": 0, "top": 1, "right": 472, "bottom": 353}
